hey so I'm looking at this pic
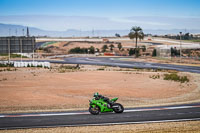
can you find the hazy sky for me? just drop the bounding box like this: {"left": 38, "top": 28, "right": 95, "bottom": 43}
{"left": 0, "top": 0, "right": 200, "bottom": 31}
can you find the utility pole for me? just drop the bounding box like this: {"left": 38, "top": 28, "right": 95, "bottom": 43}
{"left": 92, "top": 29, "right": 94, "bottom": 37}
{"left": 8, "top": 38, "right": 10, "bottom": 63}
{"left": 20, "top": 39, "right": 22, "bottom": 63}
{"left": 22, "top": 29, "right": 25, "bottom": 36}
{"left": 80, "top": 29, "right": 82, "bottom": 37}
{"left": 15, "top": 29, "right": 18, "bottom": 36}
{"left": 9, "top": 29, "right": 11, "bottom": 36}
{"left": 32, "top": 38, "right": 35, "bottom": 62}
{"left": 27, "top": 27, "right": 30, "bottom": 37}
{"left": 180, "top": 32, "right": 182, "bottom": 62}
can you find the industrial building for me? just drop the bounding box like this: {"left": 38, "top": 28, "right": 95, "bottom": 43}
{"left": 0, "top": 37, "right": 35, "bottom": 54}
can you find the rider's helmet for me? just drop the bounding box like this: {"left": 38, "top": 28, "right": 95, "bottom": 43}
{"left": 93, "top": 92, "right": 99, "bottom": 97}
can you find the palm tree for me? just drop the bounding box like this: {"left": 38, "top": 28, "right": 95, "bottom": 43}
{"left": 128, "top": 26, "right": 144, "bottom": 48}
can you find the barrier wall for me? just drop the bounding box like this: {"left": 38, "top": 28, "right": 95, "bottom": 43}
{"left": 0, "top": 61, "right": 50, "bottom": 68}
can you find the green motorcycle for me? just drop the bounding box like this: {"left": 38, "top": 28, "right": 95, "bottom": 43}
{"left": 89, "top": 97, "right": 124, "bottom": 115}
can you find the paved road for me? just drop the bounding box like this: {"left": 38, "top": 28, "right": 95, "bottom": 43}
{"left": 0, "top": 103, "right": 200, "bottom": 130}
{"left": 36, "top": 37, "right": 200, "bottom": 49}
{"left": 36, "top": 37, "right": 130, "bottom": 42}
{"left": 49, "top": 57, "right": 200, "bottom": 73}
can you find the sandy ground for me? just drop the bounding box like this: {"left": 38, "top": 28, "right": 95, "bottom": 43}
{"left": 1, "top": 121, "right": 200, "bottom": 133}
{"left": 0, "top": 65, "right": 199, "bottom": 113}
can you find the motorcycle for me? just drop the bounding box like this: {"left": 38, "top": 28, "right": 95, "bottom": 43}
{"left": 89, "top": 97, "right": 124, "bottom": 115}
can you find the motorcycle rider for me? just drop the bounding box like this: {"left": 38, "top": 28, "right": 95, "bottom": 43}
{"left": 93, "top": 92, "right": 112, "bottom": 108}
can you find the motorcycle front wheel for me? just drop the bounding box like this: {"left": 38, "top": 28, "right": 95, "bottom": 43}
{"left": 113, "top": 103, "right": 124, "bottom": 113}
{"left": 89, "top": 106, "right": 100, "bottom": 115}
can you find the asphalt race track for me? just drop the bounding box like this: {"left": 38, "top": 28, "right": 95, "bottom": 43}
{"left": 0, "top": 103, "right": 200, "bottom": 130}
{"left": 48, "top": 57, "right": 200, "bottom": 73}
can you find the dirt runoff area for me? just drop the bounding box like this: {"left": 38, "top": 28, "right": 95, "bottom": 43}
{"left": 1, "top": 121, "right": 200, "bottom": 133}
{"left": 0, "top": 64, "right": 200, "bottom": 113}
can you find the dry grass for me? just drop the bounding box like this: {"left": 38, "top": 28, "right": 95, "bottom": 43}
{"left": 0, "top": 65, "right": 200, "bottom": 113}
{"left": 1, "top": 121, "right": 200, "bottom": 133}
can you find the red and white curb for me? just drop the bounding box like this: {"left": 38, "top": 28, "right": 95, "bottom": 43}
{"left": 0, "top": 105, "right": 199, "bottom": 118}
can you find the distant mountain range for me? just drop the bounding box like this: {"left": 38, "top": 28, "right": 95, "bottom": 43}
{"left": 1, "top": 23, "right": 200, "bottom": 37}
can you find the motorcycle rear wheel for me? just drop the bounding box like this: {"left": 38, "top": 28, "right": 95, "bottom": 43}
{"left": 89, "top": 106, "right": 100, "bottom": 115}
{"left": 113, "top": 103, "right": 124, "bottom": 113}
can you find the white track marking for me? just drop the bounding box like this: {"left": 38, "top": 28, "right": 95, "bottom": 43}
{"left": 68, "top": 118, "right": 200, "bottom": 126}
{"left": 0, "top": 112, "right": 90, "bottom": 118}
{"left": 124, "top": 105, "right": 199, "bottom": 113}
{"left": 0, "top": 105, "right": 199, "bottom": 118}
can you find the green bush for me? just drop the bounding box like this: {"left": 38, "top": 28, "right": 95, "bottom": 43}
{"left": 164, "top": 73, "right": 189, "bottom": 83}
{"left": 129, "top": 48, "right": 135, "bottom": 56}
{"left": 37, "top": 65, "right": 43, "bottom": 68}
{"left": 129, "top": 48, "right": 140, "bottom": 57}
{"left": 0, "top": 63, "right": 14, "bottom": 67}
{"left": 69, "top": 47, "right": 89, "bottom": 54}
{"left": 102, "top": 45, "right": 108, "bottom": 52}
{"left": 152, "top": 49, "right": 157, "bottom": 57}
{"left": 89, "top": 46, "right": 95, "bottom": 54}
{"left": 141, "top": 45, "right": 146, "bottom": 52}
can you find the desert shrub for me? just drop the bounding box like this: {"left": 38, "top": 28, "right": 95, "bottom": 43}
{"left": 59, "top": 65, "right": 79, "bottom": 70}
{"left": 97, "top": 68, "right": 105, "bottom": 71}
{"left": 6, "top": 68, "right": 12, "bottom": 71}
{"left": 164, "top": 73, "right": 189, "bottom": 83}
{"left": 58, "top": 69, "right": 66, "bottom": 73}
{"left": 150, "top": 74, "right": 160, "bottom": 79}
{"left": 58, "top": 65, "right": 80, "bottom": 73}
{"left": 0, "top": 78, "right": 7, "bottom": 81}
{"left": 0, "top": 68, "right": 17, "bottom": 72}
{"left": 179, "top": 76, "right": 190, "bottom": 83}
